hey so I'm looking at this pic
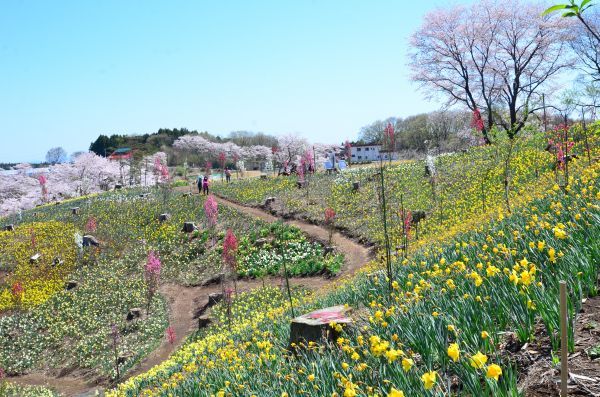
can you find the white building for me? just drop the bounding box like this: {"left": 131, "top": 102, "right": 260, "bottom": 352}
{"left": 350, "top": 144, "right": 398, "bottom": 163}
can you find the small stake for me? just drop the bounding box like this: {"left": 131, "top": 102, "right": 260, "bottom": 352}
{"left": 560, "top": 280, "right": 568, "bottom": 397}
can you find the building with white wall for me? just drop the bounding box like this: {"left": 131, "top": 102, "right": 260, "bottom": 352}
{"left": 350, "top": 144, "right": 398, "bottom": 163}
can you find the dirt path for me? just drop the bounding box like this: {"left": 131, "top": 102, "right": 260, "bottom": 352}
{"left": 8, "top": 192, "right": 373, "bottom": 396}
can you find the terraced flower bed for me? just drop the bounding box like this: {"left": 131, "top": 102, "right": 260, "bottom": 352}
{"left": 0, "top": 188, "right": 342, "bottom": 383}
{"left": 107, "top": 161, "right": 600, "bottom": 397}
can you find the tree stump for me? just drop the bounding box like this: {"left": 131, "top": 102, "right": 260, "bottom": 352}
{"left": 117, "top": 353, "right": 132, "bottom": 365}
{"left": 126, "top": 308, "right": 143, "bottom": 321}
{"left": 2, "top": 224, "right": 15, "bottom": 232}
{"left": 289, "top": 305, "right": 352, "bottom": 349}
{"left": 198, "top": 315, "right": 212, "bottom": 329}
{"left": 410, "top": 210, "right": 426, "bottom": 225}
{"left": 182, "top": 222, "right": 196, "bottom": 233}
{"left": 200, "top": 273, "right": 224, "bottom": 286}
{"left": 30, "top": 253, "right": 41, "bottom": 264}
{"left": 158, "top": 213, "right": 171, "bottom": 222}
{"left": 263, "top": 197, "right": 276, "bottom": 208}
{"left": 208, "top": 291, "right": 224, "bottom": 307}
{"left": 83, "top": 235, "right": 100, "bottom": 247}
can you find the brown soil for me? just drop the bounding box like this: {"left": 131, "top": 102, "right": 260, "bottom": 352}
{"left": 8, "top": 192, "right": 374, "bottom": 396}
{"left": 520, "top": 294, "right": 600, "bottom": 396}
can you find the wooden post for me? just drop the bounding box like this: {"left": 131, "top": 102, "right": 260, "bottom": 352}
{"left": 560, "top": 280, "right": 568, "bottom": 397}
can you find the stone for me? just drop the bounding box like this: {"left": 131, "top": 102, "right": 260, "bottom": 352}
{"left": 352, "top": 181, "right": 360, "bottom": 191}
{"left": 198, "top": 316, "right": 212, "bottom": 329}
{"left": 182, "top": 222, "right": 197, "bottom": 233}
{"left": 30, "top": 253, "right": 41, "bottom": 264}
{"left": 71, "top": 207, "right": 80, "bottom": 215}
{"left": 158, "top": 213, "right": 171, "bottom": 222}
{"left": 66, "top": 280, "right": 78, "bottom": 290}
{"left": 289, "top": 305, "right": 352, "bottom": 348}
{"left": 83, "top": 235, "right": 100, "bottom": 247}
{"left": 323, "top": 246, "right": 336, "bottom": 256}
{"left": 126, "top": 308, "right": 142, "bottom": 321}
{"left": 3, "top": 224, "right": 15, "bottom": 232}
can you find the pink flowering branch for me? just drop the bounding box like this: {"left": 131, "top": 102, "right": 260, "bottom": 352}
{"left": 204, "top": 195, "right": 218, "bottom": 228}
{"left": 144, "top": 250, "right": 161, "bottom": 314}
{"left": 165, "top": 325, "right": 176, "bottom": 344}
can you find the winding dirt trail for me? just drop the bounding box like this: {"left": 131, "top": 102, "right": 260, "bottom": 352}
{"left": 212, "top": 195, "right": 373, "bottom": 278}
{"left": 8, "top": 193, "right": 373, "bottom": 397}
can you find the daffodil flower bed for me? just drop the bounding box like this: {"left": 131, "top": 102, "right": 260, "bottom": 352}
{"left": 0, "top": 221, "right": 77, "bottom": 311}
{"left": 213, "top": 131, "right": 600, "bottom": 252}
{"left": 107, "top": 161, "right": 600, "bottom": 396}
{"left": 0, "top": 381, "right": 58, "bottom": 397}
{"left": 237, "top": 222, "right": 343, "bottom": 277}
{"left": 0, "top": 188, "right": 340, "bottom": 385}
{"left": 0, "top": 247, "right": 168, "bottom": 378}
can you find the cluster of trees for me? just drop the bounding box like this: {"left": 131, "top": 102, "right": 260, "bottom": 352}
{"left": 358, "top": 110, "right": 476, "bottom": 153}
{"left": 0, "top": 152, "right": 169, "bottom": 217}
{"left": 88, "top": 128, "right": 281, "bottom": 167}
{"left": 173, "top": 133, "right": 339, "bottom": 174}
{"left": 407, "top": 0, "right": 599, "bottom": 144}
{"left": 89, "top": 128, "right": 207, "bottom": 163}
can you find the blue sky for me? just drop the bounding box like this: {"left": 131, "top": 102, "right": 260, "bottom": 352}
{"left": 0, "top": 0, "right": 462, "bottom": 163}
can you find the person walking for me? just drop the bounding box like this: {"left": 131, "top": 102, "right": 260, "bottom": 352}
{"left": 202, "top": 175, "right": 210, "bottom": 195}
{"left": 196, "top": 174, "right": 203, "bottom": 194}
{"left": 225, "top": 168, "right": 231, "bottom": 183}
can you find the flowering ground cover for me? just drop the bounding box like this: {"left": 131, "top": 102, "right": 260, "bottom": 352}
{"left": 0, "top": 186, "right": 341, "bottom": 385}
{"left": 213, "top": 129, "right": 599, "bottom": 251}
{"left": 0, "top": 247, "right": 168, "bottom": 378}
{"left": 0, "top": 221, "right": 77, "bottom": 311}
{"left": 0, "top": 381, "right": 58, "bottom": 397}
{"left": 107, "top": 157, "right": 599, "bottom": 396}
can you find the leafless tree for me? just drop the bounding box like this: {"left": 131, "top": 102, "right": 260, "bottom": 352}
{"left": 569, "top": 9, "right": 600, "bottom": 82}
{"left": 410, "top": 0, "right": 573, "bottom": 141}
{"left": 45, "top": 147, "right": 67, "bottom": 164}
